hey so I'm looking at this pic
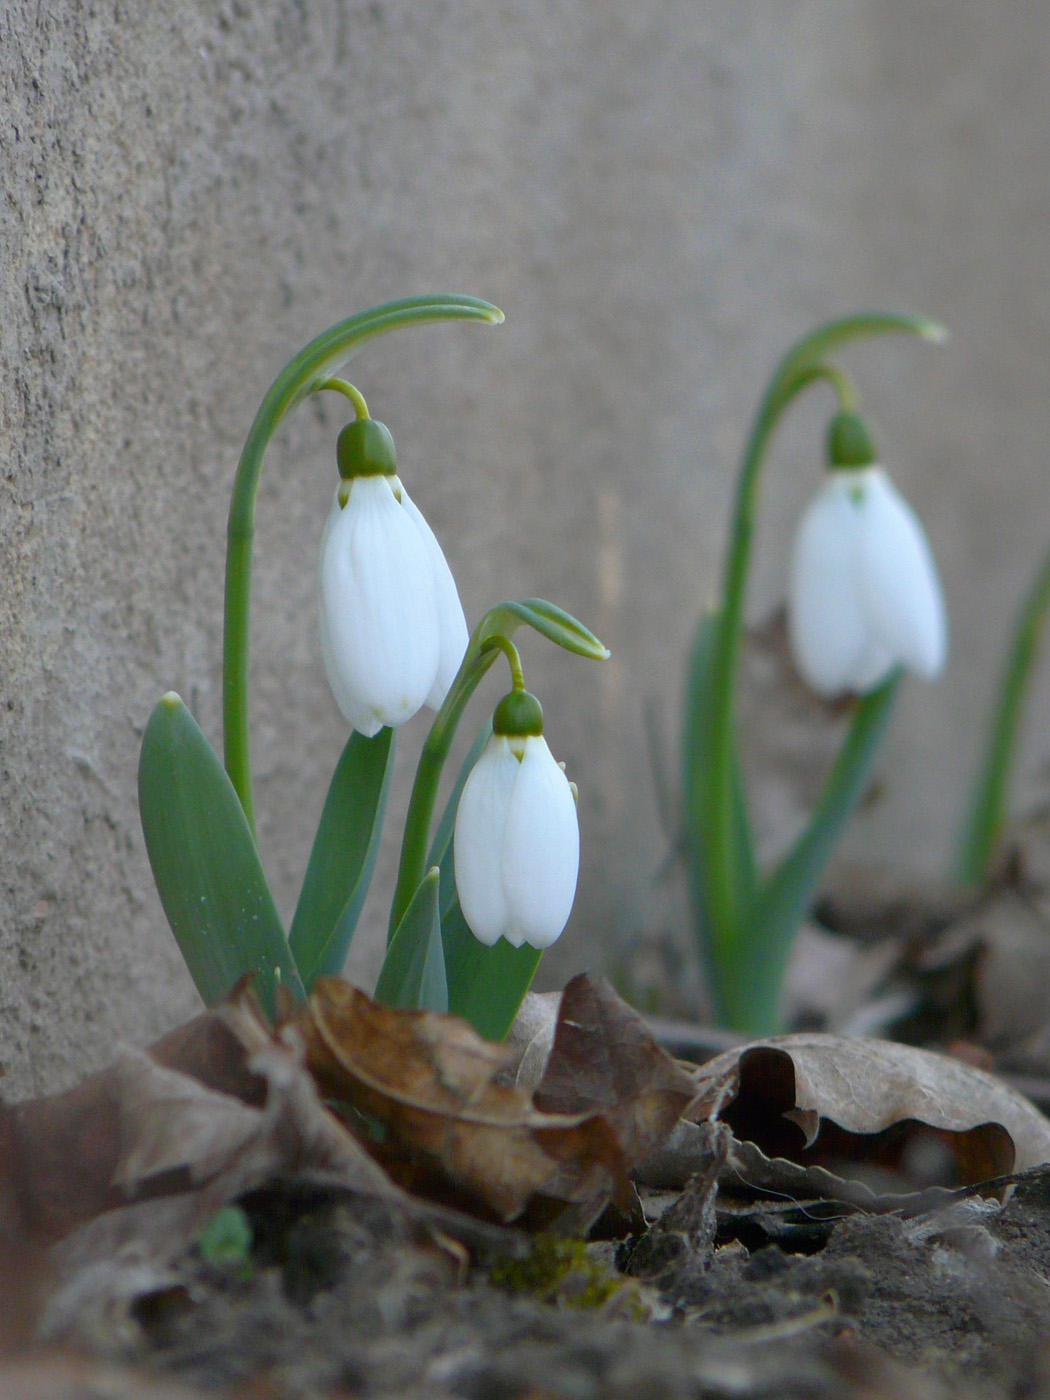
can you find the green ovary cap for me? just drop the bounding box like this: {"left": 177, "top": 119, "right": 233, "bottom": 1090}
{"left": 493, "top": 689, "right": 544, "bottom": 738}
{"left": 826, "top": 410, "right": 878, "bottom": 470}
{"left": 336, "top": 418, "right": 397, "bottom": 480}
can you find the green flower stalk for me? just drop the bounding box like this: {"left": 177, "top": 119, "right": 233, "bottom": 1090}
{"left": 957, "top": 539, "right": 1050, "bottom": 886}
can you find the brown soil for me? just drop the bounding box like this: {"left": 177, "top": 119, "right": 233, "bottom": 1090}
{"left": 26, "top": 1163, "right": 1050, "bottom": 1400}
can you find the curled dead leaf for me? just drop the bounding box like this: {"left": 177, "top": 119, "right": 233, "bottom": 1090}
{"left": 692, "top": 1033, "right": 1050, "bottom": 1191}
{"left": 295, "top": 974, "right": 694, "bottom": 1229}
{"left": 296, "top": 977, "right": 627, "bottom": 1223}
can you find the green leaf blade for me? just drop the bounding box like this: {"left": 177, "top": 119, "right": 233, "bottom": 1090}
{"left": 442, "top": 896, "right": 540, "bottom": 1041}
{"left": 138, "top": 693, "right": 304, "bottom": 1017}
{"left": 741, "top": 671, "right": 900, "bottom": 1034}
{"left": 374, "top": 868, "right": 448, "bottom": 1012}
{"left": 681, "top": 607, "right": 756, "bottom": 1011}
{"left": 289, "top": 727, "right": 395, "bottom": 988}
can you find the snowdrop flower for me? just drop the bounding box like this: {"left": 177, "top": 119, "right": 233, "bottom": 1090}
{"left": 787, "top": 412, "right": 947, "bottom": 698}
{"left": 454, "top": 690, "right": 580, "bottom": 949}
{"left": 318, "top": 417, "right": 468, "bottom": 736}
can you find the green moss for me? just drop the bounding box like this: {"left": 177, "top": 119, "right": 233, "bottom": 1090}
{"left": 491, "top": 1234, "right": 641, "bottom": 1314}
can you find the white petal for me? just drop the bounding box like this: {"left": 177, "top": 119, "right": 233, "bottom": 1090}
{"left": 500, "top": 736, "right": 580, "bottom": 950}
{"left": 318, "top": 478, "right": 440, "bottom": 732}
{"left": 317, "top": 491, "right": 388, "bottom": 734}
{"left": 397, "top": 482, "right": 469, "bottom": 710}
{"left": 850, "top": 635, "right": 898, "bottom": 694}
{"left": 787, "top": 476, "right": 873, "bottom": 696}
{"left": 856, "top": 468, "right": 948, "bottom": 680}
{"left": 453, "top": 735, "right": 518, "bottom": 945}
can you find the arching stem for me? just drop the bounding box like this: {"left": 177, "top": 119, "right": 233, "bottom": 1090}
{"left": 221, "top": 295, "right": 503, "bottom": 835}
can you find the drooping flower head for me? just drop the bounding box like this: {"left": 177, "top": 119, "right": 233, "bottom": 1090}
{"left": 454, "top": 688, "right": 580, "bottom": 950}
{"left": 787, "top": 410, "right": 947, "bottom": 698}
{"left": 318, "top": 416, "right": 468, "bottom": 735}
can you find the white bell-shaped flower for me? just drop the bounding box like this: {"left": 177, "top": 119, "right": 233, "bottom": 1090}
{"left": 454, "top": 692, "right": 580, "bottom": 949}
{"left": 788, "top": 463, "right": 947, "bottom": 698}
{"left": 317, "top": 418, "right": 468, "bottom": 736}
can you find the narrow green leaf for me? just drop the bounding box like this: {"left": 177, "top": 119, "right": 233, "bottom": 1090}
{"left": 138, "top": 693, "right": 304, "bottom": 1017}
{"left": 515, "top": 598, "right": 610, "bottom": 658}
{"left": 374, "top": 868, "right": 448, "bottom": 1012}
{"left": 681, "top": 607, "right": 757, "bottom": 1029}
{"left": 442, "top": 896, "right": 540, "bottom": 1041}
{"left": 682, "top": 607, "right": 756, "bottom": 923}
{"left": 957, "top": 540, "right": 1050, "bottom": 887}
{"left": 737, "top": 671, "right": 900, "bottom": 1034}
{"left": 288, "top": 727, "right": 395, "bottom": 988}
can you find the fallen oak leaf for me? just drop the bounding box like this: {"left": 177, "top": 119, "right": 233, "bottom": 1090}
{"left": 691, "top": 1034, "right": 1050, "bottom": 1191}
{"left": 297, "top": 977, "right": 629, "bottom": 1224}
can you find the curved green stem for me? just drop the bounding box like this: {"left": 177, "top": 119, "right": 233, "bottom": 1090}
{"left": 388, "top": 599, "right": 608, "bottom": 939}
{"left": 222, "top": 295, "right": 503, "bottom": 834}
{"left": 318, "top": 378, "right": 370, "bottom": 420}
{"left": 958, "top": 540, "right": 1050, "bottom": 886}
{"left": 484, "top": 634, "right": 527, "bottom": 692}
{"left": 699, "top": 313, "right": 946, "bottom": 958}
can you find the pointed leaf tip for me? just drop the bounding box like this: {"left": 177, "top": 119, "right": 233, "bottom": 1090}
{"left": 919, "top": 320, "right": 949, "bottom": 344}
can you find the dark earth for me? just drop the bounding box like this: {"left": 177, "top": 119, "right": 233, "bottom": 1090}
{"left": 21, "top": 1129, "right": 1050, "bottom": 1400}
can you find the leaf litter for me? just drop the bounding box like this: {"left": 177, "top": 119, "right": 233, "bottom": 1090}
{"left": 6, "top": 971, "right": 1050, "bottom": 1397}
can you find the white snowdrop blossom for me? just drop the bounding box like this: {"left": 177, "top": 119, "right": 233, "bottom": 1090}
{"left": 318, "top": 474, "right": 468, "bottom": 736}
{"left": 788, "top": 465, "right": 947, "bottom": 698}
{"left": 454, "top": 731, "right": 580, "bottom": 950}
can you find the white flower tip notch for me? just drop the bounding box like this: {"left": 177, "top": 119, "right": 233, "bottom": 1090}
{"left": 453, "top": 689, "right": 580, "bottom": 951}
{"left": 317, "top": 416, "right": 469, "bottom": 736}
{"left": 787, "top": 411, "right": 948, "bottom": 699}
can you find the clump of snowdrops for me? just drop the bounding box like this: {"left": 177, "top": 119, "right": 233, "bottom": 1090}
{"left": 139, "top": 297, "right": 605, "bottom": 1040}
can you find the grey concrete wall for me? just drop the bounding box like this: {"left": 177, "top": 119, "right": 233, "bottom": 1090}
{"left": 4, "top": 0, "right": 1050, "bottom": 1098}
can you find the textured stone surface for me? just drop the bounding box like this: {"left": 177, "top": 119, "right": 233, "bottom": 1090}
{"left": 4, "top": 0, "right": 1050, "bottom": 1097}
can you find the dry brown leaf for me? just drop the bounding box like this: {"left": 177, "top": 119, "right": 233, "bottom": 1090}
{"left": 297, "top": 976, "right": 627, "bottom": 1223}
{"left": 0, "top": 987, "right": 397, "bottom": 1264}
{"left": 533, "top": 974, "right": 699, "bottom": 1163}
{"left": 693, "top": 1033, "right": 1050, "bottom": 1189}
